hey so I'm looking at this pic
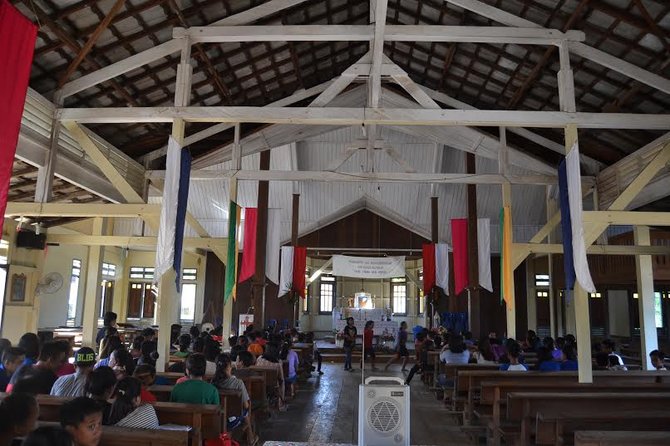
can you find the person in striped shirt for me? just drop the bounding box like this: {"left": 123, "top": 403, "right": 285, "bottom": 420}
{"left": 107, "top": 377, "right": 159, "bottom": 429}
{"left": 51, "top": 347, "right": 96, "bottom": 398}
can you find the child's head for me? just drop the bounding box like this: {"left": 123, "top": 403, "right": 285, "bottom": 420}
{"left": 38, "top": 340, "right": 69, "bottom": 372}
{"left": 21, "top": 426, "right": 73, "bottom": 446}
{"left": 189, "top": 325, "right": 200, "bottom": 339}
{"left": 215, "top": 353, "right": 233, "bottom": 378}
{"left": 364, "top": 321, "right": 374, "bottom": 330}
{"left": 237, "top": 351, "right": 254, "bottom": 367}
{"left": 141, "top": 327, "right": 156, "bottom": 342}
{"left": 507, "top": 342, "right": 522, "bottom": 363}
{"left": 0, "top": 392, "right": 38, "bottom": 438}
{"left": 60, "top": 397, "right": 103, "bottom": 446}
{"left": 85, "top": 366, "right": 117, "bottom": 401}
{"left": 185, "top": 353, "right": 207, "bottom": 378}
{"left": 229, "top": 335, "right": 239, "bottom": 347}
{"left": 107, "top": 377, "right": 142, "bottom": 425}
{"left": 109, "top": 348, "right": 135, "bottom": 377}
{"left": 2, "top": 347, "right": 25, "bottom": 375}
{"left": 103, "top": 312, "right": 117, "bottom": 328}
{"left": 131, "top": 336, "right": 144, "bottom": 352}
{"left": 74, "top": 347, "right": 97, "bottom": 372}
{"left": 562, "top": 344, "right": 577, "bottom": 361}
{"left": 133, "top": 364, "right": 156, "bottom": 387}
{"left": 650, "top": 350, "right": 666, "bottom": 370}
{"left": 204, "top": 339, "right": 221, "bottom": 362}
{"left": 178, "top": 334, "right": 191, "bottom": 352}
{"left": 18, "top": 333, "right": 40, "bottom": 361}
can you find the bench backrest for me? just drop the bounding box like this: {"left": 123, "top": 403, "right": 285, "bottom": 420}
{"left": 574, "top": 430, "right": 670, "bottom": 446}
{"left": 101, "top": 425, "right": 190, "bottom": 446}
{"left": 148, "top": 384, "right": 245, "bottom": 418}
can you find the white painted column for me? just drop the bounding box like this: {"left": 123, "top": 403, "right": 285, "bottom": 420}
{"left": 634, "top": 226, "right": 658, "bottom": 371}
{"left": 156, "top": 38, "right": 191, "bottom": 372}
{"left": 546, "top": 188, "right": 558, "bottom": 338}
{"left": 82, "top": 218, "right": 104, "bottom": 347}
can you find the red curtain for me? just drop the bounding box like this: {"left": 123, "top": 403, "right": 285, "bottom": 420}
{"left": 0, "top": 1, "right": 37, "bottom": 229}
{"left": 451, "top": 219, "right": 469, "bottom": 295}
{"left": 238, "top": 208, "right": 257, "bottom": 283}
{"left": 422, "top": 243, "right": 435, "bottom": 295}
{"left": 292, "top": 246, "right": 307, "bottom": 297}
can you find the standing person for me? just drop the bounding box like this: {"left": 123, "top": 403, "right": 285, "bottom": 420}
{"left": 50, "top": 347, "right": 97, "bottom": 397}
{"left": 107, "top": 377, "right": 159, "bottom": 429}
{"left": 361, "top": 321, "right": 376, "bottom": 370}
{"left": 282, "top": 339, "right": 300, "bottom": 398}
{"left": 97, "top": 312, "right": 117, "bottom": 346}
{"left": 342, "top": 317, "right": 357, "bottom": 372}
{"left": 385, "top": 321, "right": 410, "bottom": 371}
{"left": 10, "top": 341, "right": 68, "bottom": 394}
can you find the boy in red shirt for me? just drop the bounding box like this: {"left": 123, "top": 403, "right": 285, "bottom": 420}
{"left": 361, "top": 321, "right": 376, "bottom": 370}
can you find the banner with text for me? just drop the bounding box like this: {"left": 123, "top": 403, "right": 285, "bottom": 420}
{"left": 332, "top": 255, "right": 406, "bottom": 279}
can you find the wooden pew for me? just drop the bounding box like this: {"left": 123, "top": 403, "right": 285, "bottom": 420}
{"left": 458, "top": 370, "right": 669, "bottom": 426}
{"left": 148, "top": 384, "right": 245, "bottom": 425}
{"left": 35, "top": 422, "right": 190, "bottom": 446}
{"left": 575, "top": 430, "right": 670, "bottom": 446}
{"left": 506, "top": 392, "right": 670, "bottom": 446}
{"left": 20, "top": 394, "right": 221, "bottom": 446}
{"left": 537, "top": 410, "right": 670, "bottom": 445}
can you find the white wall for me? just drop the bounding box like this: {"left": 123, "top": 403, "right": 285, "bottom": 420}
{"left": 608, "top": 289, "right": 631, "bottom": 337}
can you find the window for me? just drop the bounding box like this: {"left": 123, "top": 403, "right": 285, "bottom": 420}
{"left": 535, "top": 274, "right": 550, "bottom": 287}
{"left": 182, "top": 268, "right": 197, "bottom": 281}
{"left": 418, "top": 288, "right": 425, "bottom": 315}
{"left": 180, "top": 283, "right": 197, "bottom": 322}
{"left": 129, "top": 267, "right": 154, "bottom": 280}
{"left": 589, "top": 292, "right": 602, "bottom": 299}
{"left": 127, "top": 283, "right": 157, "bottom": 319}
{"left": 99, "top": 280, "right": 114, "bottom": 319}
{"left": 319, "top": 276, "right": 335, "bottom": 314}
{"left": 392, "top": 277, "right": 407, "bottom": 315}
{"left": 302, "top": 286, "right": 309, "bottom": 314}
{"left": 102, "top": 263, "right": 116, "bottom": 277}
{"left": 633, "top": 291, "right": 664, "bottom": 328}
{"left": 536, "top": 290, "right": 549, "bottom": 298}
{"left": 67, "top": 260, "right": 82, "bottom": 327}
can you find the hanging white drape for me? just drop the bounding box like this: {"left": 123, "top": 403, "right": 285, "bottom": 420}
{"left": 435, "top": 243, "right": 450, "bottom": 295}
{"left": 154, "top": 136, "right": 181, "bottom": 283}
{"left": 477, "top": 218, "right": 493, "bottom": 292}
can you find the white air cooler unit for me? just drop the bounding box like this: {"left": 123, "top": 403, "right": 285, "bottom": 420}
{"left": 358, "top": 376, "right": 410, "bottom": 446}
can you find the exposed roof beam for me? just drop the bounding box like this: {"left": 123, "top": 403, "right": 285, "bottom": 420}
{"left": 210, "top": 0, "right": 310, "bottom": 26}
{"left": 173, "top": 25, "right": 584, "bottom": 44}
{"left": 445, "top": 0, "right": 670, "bottom": 96}
{"left": 4, "top": 202, "right": 158, "bottom": 218}
{"left": 146, "top": 169, "right": 562, "bottom": 185}
{"left": 516, "top": 243, "right": 670, "bottom": 256}
{"left": 47, "top": 234, "right": 226, "bottom": 250}
{"left": 59, "top": 107, "right": 670, "bottom": 129}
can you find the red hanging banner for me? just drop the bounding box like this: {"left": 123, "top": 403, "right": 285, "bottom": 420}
{"left": 451, "top": 219, "right": 469, "bottom": 295}
{"left": 292, "top": 246, "right": 307, "bottom": 297}
{"left": 238, "top": 208, "right": 258, "bottom": 283}
{"left": 422, "top": 243, "right": 435, "bottom": 295}
{"left": 0, "top": 1, "right": 37, "bottom": 229}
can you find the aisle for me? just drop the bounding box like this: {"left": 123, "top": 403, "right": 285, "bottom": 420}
{"left": 258, "top": 363, "right": 470, "bottom": 445}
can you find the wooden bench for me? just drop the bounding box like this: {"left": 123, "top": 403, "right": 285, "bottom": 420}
{"left": 574, "top": 430, "right": 670, "bottom": 446}
{"left": 148, "top": 384, "right": 245, "bottom": 425}
{"left": 506, "top": 392, "right": 670, "bottom": 446}
{"left": 13, "top": 394, "right": 221, "bottom": 446}
{"left": 537, "top": 410, "right": 670, "bottom": 445}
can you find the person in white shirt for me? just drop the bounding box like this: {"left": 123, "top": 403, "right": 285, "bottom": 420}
{"left": 50, "top": 347, "right": 96, "bottom": 398}
{"left": 439, "top": 334, "right": 471, "bottom": 364}
{"left": 650, "top": 350, "right": 667, "bottom": 371}
{"left": 601, "top": 339, "right": 627, "bottom": 371}
{"left": 499, "top": 342, "right": 528, "bottom": 371}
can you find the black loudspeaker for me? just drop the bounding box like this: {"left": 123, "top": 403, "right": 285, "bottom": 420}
{"left": 16, "top": 230, "right": 46, "bottom": 250}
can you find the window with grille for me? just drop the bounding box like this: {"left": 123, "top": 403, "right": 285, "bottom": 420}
{"left": 66, "top": 259, "right": 81, "bottom": 327}
{"left": 319, "top": 276, "right": 335, "bottom": 314}
{"left": 392, "top": 278, "right": 407, "bottom": 315}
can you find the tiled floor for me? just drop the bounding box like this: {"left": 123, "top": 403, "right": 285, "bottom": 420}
{"left": 258, "top": 362, "right": 470, "bottom": 445}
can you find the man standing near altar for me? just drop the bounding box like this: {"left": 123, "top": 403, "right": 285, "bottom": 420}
{"left": 343, "top": 317, "right": 357, "bottom": 372}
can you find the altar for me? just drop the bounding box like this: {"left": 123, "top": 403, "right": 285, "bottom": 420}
{"left": 332, "top": 308, "right": 399, "bottom": 336}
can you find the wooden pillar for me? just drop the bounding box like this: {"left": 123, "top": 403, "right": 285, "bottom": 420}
{"left": 466, "top": 153, "right": 481, "bottom": 338}
{"left": 546, "top": 188, "right": 558, "bottom": 338}
{"left": 499, "top": 127, "right": 516, "bottom": 339}
{"left": 291, "top": 191, "right": 300, "bottom": 326}
{"left": 252, "top": 150, "right": 271, "bottom": 328}
{"left": 81, "top": 218, "right": 104, "bottom": 347}
{"left": 430, "top": 195, "right": 438, "bottom": 327}
{"left": 634, "top": 226, "right": 658, "bottom": 370}
{"left": 157, "top": 39, "right": 190, "bottom": 372}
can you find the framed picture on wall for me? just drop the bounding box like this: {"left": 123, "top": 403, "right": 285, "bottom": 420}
{"left": 10, "top": 273, "right": 27, "bottom": 303}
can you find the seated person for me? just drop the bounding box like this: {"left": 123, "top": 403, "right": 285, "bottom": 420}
{"left": 471, "top": 338, "right": 496, "bottom": 365}
{"left": 601, "top": 339, "right": 626, "bottom": 370}
{"left": 170, "top": 354, "right": 220, "bottom": 404}
{"left": 136, "top": 341, "right": 158, "bottom": 367}
{"left": 0, "top": 347, "right": 25, "bottom": 392}
{"left": 560, "top": 344, "right": 579, "bottom": 371}
{"left": 141, "top": 328, "right": 156, "bottom": 343}
{"left": 95, "top": 335, "right": 122, "bottom": 369}
{"left": 499, "top": 343, "right": 528, "bottom": 371}
{"left": 230, "top": 336, "right": 248, "bottom": 362}
{"left": 17, "top": 333, "right": 40, "bottom": 367}
{"left": 0, "top": 392, "right": 39, "bottom": 446}
{"left": 439, "top": 334, "right": 471, "bottom": 364}
{"left": 10, "top": 341, "right": 68, "bottom": 394}
{"left": 133, "top": 364, "right": 158, "bottom": 403}
{"left": 247, "top": 333, "right": 264, "bottom": 358}
{"left": 85, "top": 366, "right": 116, "bottom": 424}
{"left": 60, "top": 397, "right": 104, "bottom": 446}
{"left": 129, "top": 336, "right": 144, "bottom": 362}
{"left": 212, "top": 354, "right": 258, "bottom": 445}
{"left": 535, "top": 346, "right": 560, "bottom": 372}
{"left": 109, "top": 348, "right": 135, "bottom": 380}
{"left": 51, "top": 347, "right": 97, "bottom": 398}
{"left": 21, "top": 426, "right": 73, "bottom": 446}
{"left": 255, "top": 343, "right": 286, "bottom": 409}
{"left": 107, "top": 377, "right": 159, "bottom": 429}
{"left": 204, "top": 339, "right": 221, "bottom": 376}
{"left": 173, "top": 334, "right": 191, "bottom": 358}
{"left": 650, "top": 350, "right": 667, "bottom": 370}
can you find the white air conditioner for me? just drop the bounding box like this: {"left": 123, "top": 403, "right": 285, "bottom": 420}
{"left": 358, "top": 376, "right": 410, "bottom": 446}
